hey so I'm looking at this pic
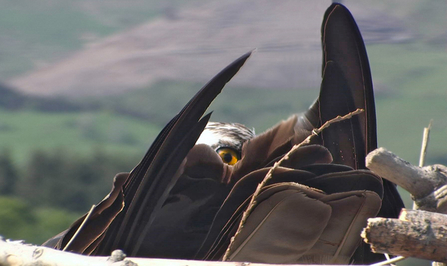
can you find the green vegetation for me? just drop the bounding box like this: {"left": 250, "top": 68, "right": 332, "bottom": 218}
{"left": 0, "top": 197, "right": 81, "bottom": 244}
{"left": 0, "top": 146, "right": 140, "bottom": 244}
{"left": 367, "top": 43, "right": 447, "bottom": 166}
{"left": 0, "top": 108, "right": 160, "bottom": 165}
{"left": 73, "top": 80, "right": 318, "bottom": 131}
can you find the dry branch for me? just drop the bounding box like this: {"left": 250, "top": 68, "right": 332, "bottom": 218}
{"left": 366, "top": 147, "right": 447, "bottom": 211}
{"left": 362, "top": 208, "right": 447, "bottom": 263}
{"left": 0, "top": 238, "right": 363, "bottom": 266}
{"left": 364, "top": 147, "right": 447, "bottom": 264}
{"left": 419, "top": 120, "right": 432, "bottom": 168}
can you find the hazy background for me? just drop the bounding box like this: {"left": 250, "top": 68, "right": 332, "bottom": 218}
{"left": 0, "top": 1, "right": 446, "bottom": 264}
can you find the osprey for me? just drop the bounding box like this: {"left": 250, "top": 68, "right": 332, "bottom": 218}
{"left": 44, "top": 3, "right": 403, "bottom": 264}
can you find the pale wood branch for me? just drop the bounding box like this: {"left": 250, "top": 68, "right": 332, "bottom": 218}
{"left": 418, "top": 120, "right": 432, "bottom": 168}
{"left": 0, "top": 238, "right": 362, "bottom": 266}
{"left": 366, "top": 147, "right": 447, "bottom": 212}
{"left": 365, "top": 147, "right": 447, "bottom": 264}
{"left": 362, "top": 208, "right": 447, "bottom": 263}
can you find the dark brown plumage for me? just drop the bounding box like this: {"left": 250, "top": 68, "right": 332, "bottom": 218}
{"left": 43, "top": 3, "right": 403, "bottom": 264}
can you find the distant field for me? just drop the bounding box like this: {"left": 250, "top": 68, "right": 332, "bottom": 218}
{"left": 79, "top": 41, "right": 447, "bottom": 169}
{"left": 0, "top": 109, "right": 159, "bottom": 165}
{"left": 2, "top": 40, "right": 446, "bottom": 170}
{"left": 367, "top": 43, "right": 447, "bottom": 166}
{"left": 0, "top": 81, "right": 318, "bottom": 164}
{"left": 0, "top": 0, "right": 202, "bottom": 78}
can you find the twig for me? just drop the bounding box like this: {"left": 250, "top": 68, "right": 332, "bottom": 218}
{"left": 63, "top": 205, "right": 96, "bottom": 251}
{"left": 371, "top": 256, "right": 406, "bottom": 266}
{"left": 419, "top": 120, "right": 432, "bottom": 168}
{"left": 222, "top": 108, "right": 364, "bottom": 261}
{"left": 414, "top": 120, "right": 432, "bottom": 211}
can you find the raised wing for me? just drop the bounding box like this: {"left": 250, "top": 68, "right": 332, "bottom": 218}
{"left": 43, "top": 52, "right": 252, "bottom": 257}
{"left": 197, "top": 3, "right": 402, "bottom": 264}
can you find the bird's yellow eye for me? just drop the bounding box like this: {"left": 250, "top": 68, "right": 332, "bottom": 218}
{"left": 216, "top": 147, "right": 240, "bottom": 165}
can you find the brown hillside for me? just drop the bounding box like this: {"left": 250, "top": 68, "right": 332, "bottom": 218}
{"left": 8, "top": 0, "right": 412, "bottom": 97}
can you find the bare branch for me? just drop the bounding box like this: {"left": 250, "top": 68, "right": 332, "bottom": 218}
{"left": 362, "top": 208, "right": 447, "bottom": 263}
{"left": 0, "top": 238, "right": 360, "bottom": 266}
{"left": 419, "top": 120, "right": 432, "bottom": 168}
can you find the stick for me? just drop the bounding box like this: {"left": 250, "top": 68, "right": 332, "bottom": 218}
{"left": 63, "top": 205, "right": 96, "bottom": 251}
{"left": 366, "top": 148, "right": 447, "bottom": 211}
{"left": 0, "top": 237, "right": 361, "bottom": 266}
{"left": 362, "top": 208, "right": 447, "bottom": 263}
{"left": 419, "top": 120, "right": 432, "bottom": 168}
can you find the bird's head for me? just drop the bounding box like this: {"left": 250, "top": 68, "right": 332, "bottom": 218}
{"left": 196, "top": 122, "right": 255, "bottom": 165}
